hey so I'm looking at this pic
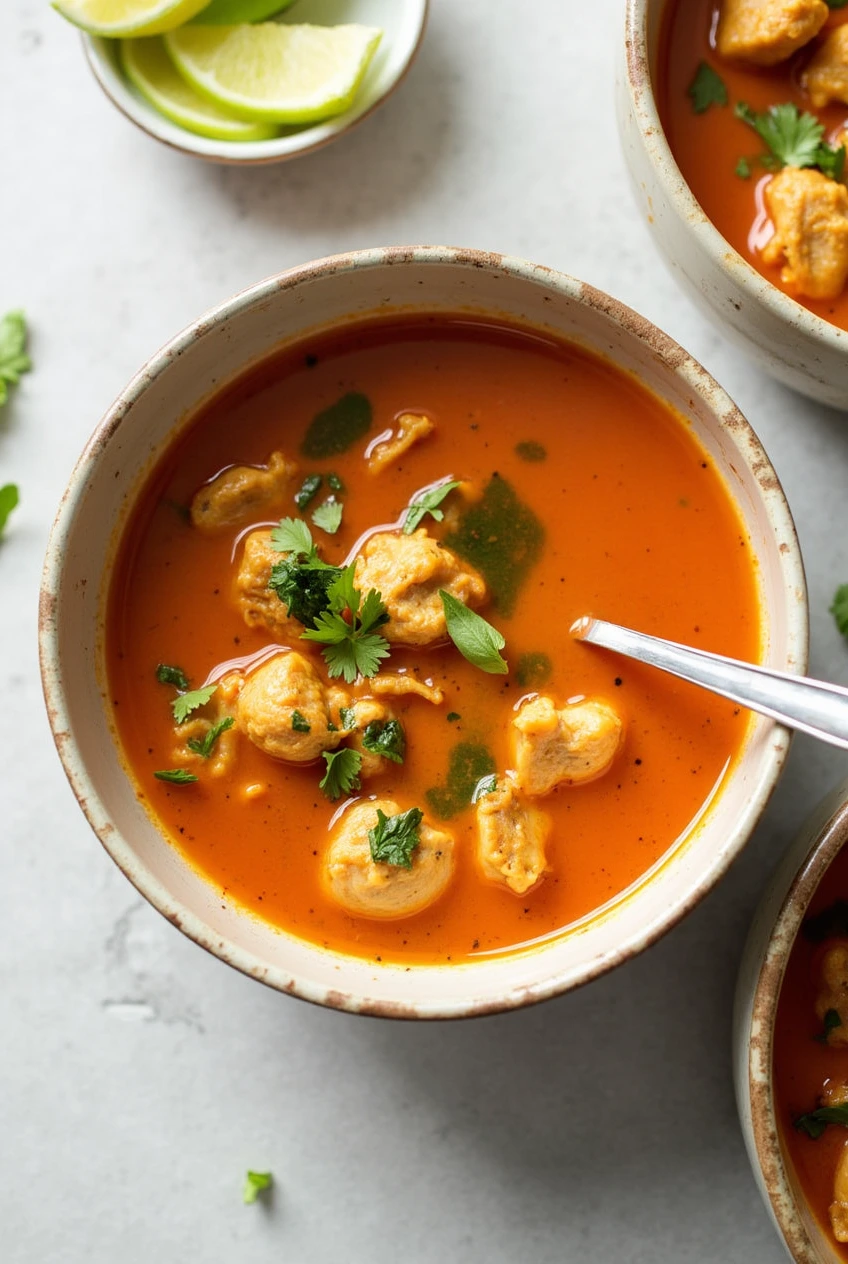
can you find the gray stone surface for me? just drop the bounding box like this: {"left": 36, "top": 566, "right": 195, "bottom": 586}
{"left": 3, "top": 1, "right": 844, "bottom": 1259}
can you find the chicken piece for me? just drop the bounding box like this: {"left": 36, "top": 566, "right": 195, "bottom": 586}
{"left": 366, "top": 412, "right": 435, "bottom": 475}
{"left": 762, "top": 167, "right": 848, "bottom": 299}
{"left": 476, "top": 775, "right": 551, "bottom": 895}
{"left": 716, "top": 0, "right": 827, "bottom": 65}
{"left": 512, "top": 695, "right": 623, "bottom": 796}
{"left": 371, "top": 673, "right": 444, "bottom": 705}
{"left": 345, "top": 697, "right": 397, "bottom": 779}
{"left": 190, "top": 451, "right": 297, "bottom": 532}
{"left": 804, "top": 25, "right": 848, "bottom": 107}
{"left": 236, "top": 651, "right": 349, "bottom": 763}
{"left": 831, "top": 1143, "right": 848, "bottom": 1242}
{"left": 172, "top": 714, "right": 238, "bottom": 778}
{"left": 354, "top": 529, "right": 486, "bottom": 646}
{"left": 323, "top": 798, "right": 455, "bottom": 919}
{"left": 815, "top": 942, "right": 848, "bottom": 1045}
{"left": 234, "top": 528, "right": 302, "bottom": 642}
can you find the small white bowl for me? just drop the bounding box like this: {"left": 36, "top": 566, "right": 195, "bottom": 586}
{"left": 735, "top": 779, "right": 848, "bottom": 1262}
{"left": 618, "top": 0, "right": 848, "bottom": 410}
{"left": 39, "top": 246, "right": 807, "bottom": 1018}
{"left": 83, "top": 0, "right": 428, "bottom": 164}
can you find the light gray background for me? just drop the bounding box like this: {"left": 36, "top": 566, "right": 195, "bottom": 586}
{"left": 3, "top": 1, "right": 847, "bottom": 1260}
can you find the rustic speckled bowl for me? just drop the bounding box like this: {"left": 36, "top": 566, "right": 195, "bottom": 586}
{"left": 39, "top": 246, "right": 807, "bottom": 1018}
{"left": 735, "top": 779, "right": 848, "bottom": 1262}
{"left": 618, "top": 0, "right": 848, "bottom": 410}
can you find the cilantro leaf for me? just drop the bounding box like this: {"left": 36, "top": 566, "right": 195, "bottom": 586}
{"left": 0, "top": 312, "right": 31, "bottom": 408}
{"left": 403, "top": 479, "right": 462, "bottom": 535}
{"left": 172, "top": 685, "right": 217, "bottom": 724}
{"left": 154, "top": 768, "right": 198, "bottom": 785}
{"left": 311, "top": 498, "right": 343, "bottom": 535}
{"left": 815, "top": 1008, "right": 843, "bottom": 1043}
{"left": 795, "top": 1103, "right": 848, "bottom": 1139}
{"left": 301, "top": 564, "right": 390, "bottom": 683}
{"left": 362, "top": 719, "right": 406, "bottom": 764}
{"left": 832, "top": 584, "right": 848, "bottom": 639}
{"left": 319, "top": 747, "right": 362, "bottom": 800}
{"left": 735, "top": 101, "right": 845, "bottom": 178}
{"left": 327, "top": 472, "right": 344, "bottom": 493}
{"left": 270, "top": 516, "right": 314, "bottom": 557}
{"left": 187, "top": 716, "right": 234, "bottom": 758}
{"left": 294, "top": 474, "right": 322, "bottom": 510}
{"left": 156, "top": 663, "right": 190, "bottom": 690}
{"left": 368, "top": 806, "right": 422, "bottom": 869}
{"left": 735, "top": 156, "right": 752, "bottom": 179}
{"left": 291, "top": 709, "right": 311, "bottom": 733}
{"left": 0, "top": 483, "right": 19, "bottom": 537}
{"left": 440, "top": 589, "right": 508, "bottom": 674}
{"left": 243, "top": 1171, "right": 273, "bottom": 1205}
{"left": 688, "top": 61, "right": 727, "bottom": 114}
{"left": 339, "top": 705, "right": 357, "bottom": 730}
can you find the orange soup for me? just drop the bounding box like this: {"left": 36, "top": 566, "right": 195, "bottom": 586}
{"left": 660, "top": 0, "right": 848, "bottom": 329}
{"left": 774, "top": 846, "right": 848, "bottom": 1257}
{"left": 106, "top": 316, "right": 760, "bottom": 964}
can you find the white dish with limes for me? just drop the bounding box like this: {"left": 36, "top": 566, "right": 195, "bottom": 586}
{"left": 76, "top": 0, "right": 428, "bottom": 163}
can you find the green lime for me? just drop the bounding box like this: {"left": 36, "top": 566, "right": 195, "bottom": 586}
{"left": 53, "top": 0, "right": 211, "bottom": 37}
{"left": 190, "top": 0, "right": 296, "bottom": 23}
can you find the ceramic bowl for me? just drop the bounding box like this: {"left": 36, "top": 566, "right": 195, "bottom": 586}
{"left": 83, "top": 0, "right": 428, "bottom": 165}
{"left": 39, "top": 245, "right": 807, "bottom": 1018}
{"left": 735, "top": 779, "right": 848, "bottom": 1262}
{"left": 618, "top": 0, "right": 848, "bottom": 410}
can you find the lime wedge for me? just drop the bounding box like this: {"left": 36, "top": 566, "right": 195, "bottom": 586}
{"left": 120, "top": 37, "right": 279, "bottom": 140}
{"left": 164, "top": 22, "right": 383, "bottom": 124}
{"left": 53, "top": 0, "right": 212, "bottom": 37}
{"left": 190, "top": 0, "right": 295, "bottom": 22}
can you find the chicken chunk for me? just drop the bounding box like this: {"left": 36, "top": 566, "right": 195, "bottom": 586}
{"left": 763, "top": 167, "right": 848, "bottom": 299}
{"left": 512, "top": 695, "right": 623, "bottom": 796}
{"left": 190, "top": 451, "right": 297, "bottom": 532}
{"left": 366, "top": 412, "right": 435, "bottom": 474}
{"left": 345, "top": 697, "right": 397, "bottom": 779}
{"left": 323, "top": 798, "right": 455, "bottom": 919}
{"left": 371, "top": 672, "right": 444, "bottom": 705}
{"left": 716, "top": 0, "right": 827, "bottom": 65}
{"left": 234, "top": 528, "right": 302, "bottom": 642}
{"left": 354, "top": 529, "right": 486, "bottom": 646}
{"left": 476, "top": 775, "right": 551, "bottom": 895}
{"left": 172, "top": 713, "right": 238, "bottom": 778}
{"left": 815, "top": 942, "right": 848, "bottom": 1046}
{"left": 236, "top": 651, "right": 349, "bottom": 763}
{"left": 831, "top": 1143, "right": 848, "bottom": 1242}
{"left": 804, "top": 25, "right": 848, "bottom": 107}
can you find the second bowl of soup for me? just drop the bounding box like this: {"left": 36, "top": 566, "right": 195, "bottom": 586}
{"left": 40, "top": 247, "right": 806, "bottom": 1016}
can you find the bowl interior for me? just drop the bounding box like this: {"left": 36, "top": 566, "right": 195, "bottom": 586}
{"left": 40, "top": 248, "right": 807, "bottom": 1016}
{"left": 84, "top": 0, "right": 428, "bottom": 164}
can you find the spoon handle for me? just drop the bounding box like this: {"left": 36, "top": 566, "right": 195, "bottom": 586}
{"left": 571, "top": 617, "right": 848, "bottom": 751}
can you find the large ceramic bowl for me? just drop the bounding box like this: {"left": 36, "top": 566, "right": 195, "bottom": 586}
{"left": 39, "top": 246, "right": 807, "bottom": 1019}
{"left": 735, "top": 778, "right": 848, "bottom": 1262}
{"left": 618, "top": 0, "right": 848, "bottom": 410}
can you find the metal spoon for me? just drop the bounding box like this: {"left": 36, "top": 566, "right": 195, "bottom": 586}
{"left": 570, "top": 616, "right": 848, "bottom": 752}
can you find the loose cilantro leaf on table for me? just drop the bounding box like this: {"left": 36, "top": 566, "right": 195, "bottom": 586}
{"left": 312, "top": 497, "right": 343, "bottom": 534}
{"left": 0, "top": 311, "right": 31, "bottom": 408}
{"left": 402, "top": 480, "right": 462, "bottom": 534}
{"left": 186, "top": 716, "right": 234, "bottom": 758}
{"left": 362, "top": 719, "right": 406, "bottom": 764}
{"left": 440, "top": 589, "right": 508, "bottom": 674}
{"left": 302, "top": 564, "right": 390, "bottom": 683}
{"left": 319, "top": 747, "right": 362, "bottom": 800}
{"left": 735, "top": 102, "right": 845, "bottom": 179}
{"left": 0, "top": 483, "right": 19, "bottom": 537}
{"left": 795, "top": 1103, "right": 848, "bottom": 1139}
{"left": 156, "top": 663, "right": 190, "bottom": 690}
{"left": 368, "top": 806, "right": 423, "bottom": 869}
{"left": 832, "top": 584, "right": 848, "bottom": 639}
{"left": 154, "top": 768, "right": 198, "bottom": 785}
{"left": 243, "top": 1171, "right": 273, "bottom": 1205}
{"left": 688, "top": 61, "right": 728, "bottom": 113}
{"left": 172, "top": 685, "right": 217, "bottom": 724}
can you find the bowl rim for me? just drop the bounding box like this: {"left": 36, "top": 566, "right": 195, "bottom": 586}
{"left": 38, "top": 244, "right": 809, "bottom": 1018}
{"left": 623, "top": 0, "right": 847, "bottom": 355}
{"left": 744, "top": 787, "right": 848, "bottom": 1262}
{"left": 81, "top": 0, "right": 429, "bottom": 166}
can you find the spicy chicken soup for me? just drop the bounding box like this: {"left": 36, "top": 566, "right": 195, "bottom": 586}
{"left": 660, "top": 0, "right": 848, "bottom": 328}
{"left": 106, "top": 317, "right": 760, "bottom": 965}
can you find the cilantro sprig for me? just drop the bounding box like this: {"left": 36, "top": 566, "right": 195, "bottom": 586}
{"left": 319, "top": 747, "right": 363, "bottom": 800}
{"left": 403, "top": 480, "right": 462, "bottom": 534}
{"left": 440, "top": 590, "right": 508, "bottom": 674}
{"left": 735, "top": 102, "right": 845, "bottom": 179}
{"left": 172, "top": 685, "right": 217, "bottom": 724}
{"left": 368, "top": 806, "right": 423, "bottom": 869}
{"left": 302, "top": 564, "right": 390, "bottom": 683}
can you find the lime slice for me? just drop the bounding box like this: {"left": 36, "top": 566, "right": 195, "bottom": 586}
{"left": 120, "top": 37, "right": 279, "bottom": 140}
{"left": 52, "top": 0, "right": 212, "bottom": 37}
{"left": 190, "top": 0, "right": 295, "bottom": 23}
{"left": 164, "top": 22, "right": 383, "bottom": 124}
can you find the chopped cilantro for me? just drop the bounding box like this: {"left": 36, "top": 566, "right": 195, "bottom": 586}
{"left": 156, "top": 663, "right": 190, "bottom": 690}
{"left": 300, "top": 392, "right": 371, "bottom": 458}
{"left": 832, "top": 584, "right": 848, "bottom": 639}
{"left": 735, "top": 101, "right": 845, "bottom": 179}
{"left": 187, "top": 716, "right": 234, "bottom": 759}
{"left": 402, "top": 479, "right": 462, "bottom": 534}
{"left": 311, "top": 497, "right": 343, "bottom": 534}
{"left": 172, "top": 685, "right": 217, "bottom": 724}
{"left": 440, "top": 590, "right": 508, "bottom": 674}
{"left": 362, "top": 719, "right": 406, "bottom": 764}
{"left": 339, "top": 705, "right": 357, "bottom": 730}
{"left": 291, "top": 710, "right": 311, "bottom": 733}
{"left": 0, "top": 484, "right": 19, "bottom": 538}
{"left": 514, "top": 441, "right": 547, "bottom": 462}
{"left": 795, "top": 1103, "right": 848, "bottom": 1139}
{"left": 816, "top": 1008, "right": 843, "bottom": 1043}
{"left": 327, "top": 472, "right": 344, "bottom": 492}
{"left": 0, "top": 311, "right": 31, "bottom": 408}
{"left": 735, "top": 156, "right": 751, "bottom": 179}
{"left": 243, "top": 1171, "right": 273, "bottom": 1205}
{"left": 446, "top": 711, "right": 461, "bottom": 723}
{"left": 426, "top": 742, "right": 496, "bottom": 819}
{"left": 302, "top": 564, "right": 390, "bottom": 683}
{"left": 268, "top": 517, "right": 342, "bottom": 626}
{"left": 294, "top": 474, "right": 322, "bottom": 510}
{"left": 515, "top": 652, "right": 552, "bottom": 688}
{"left": 368, "top": 806, "right": 422, "bottom": 869}
{"left": 319, "top": 747, "right": 362, "bottom": 800}
{"left": 688, "top": 61, "right": 727, "bottom": 114}
{"left": 154, "top": 768, "right": 198, "bottom": 785}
